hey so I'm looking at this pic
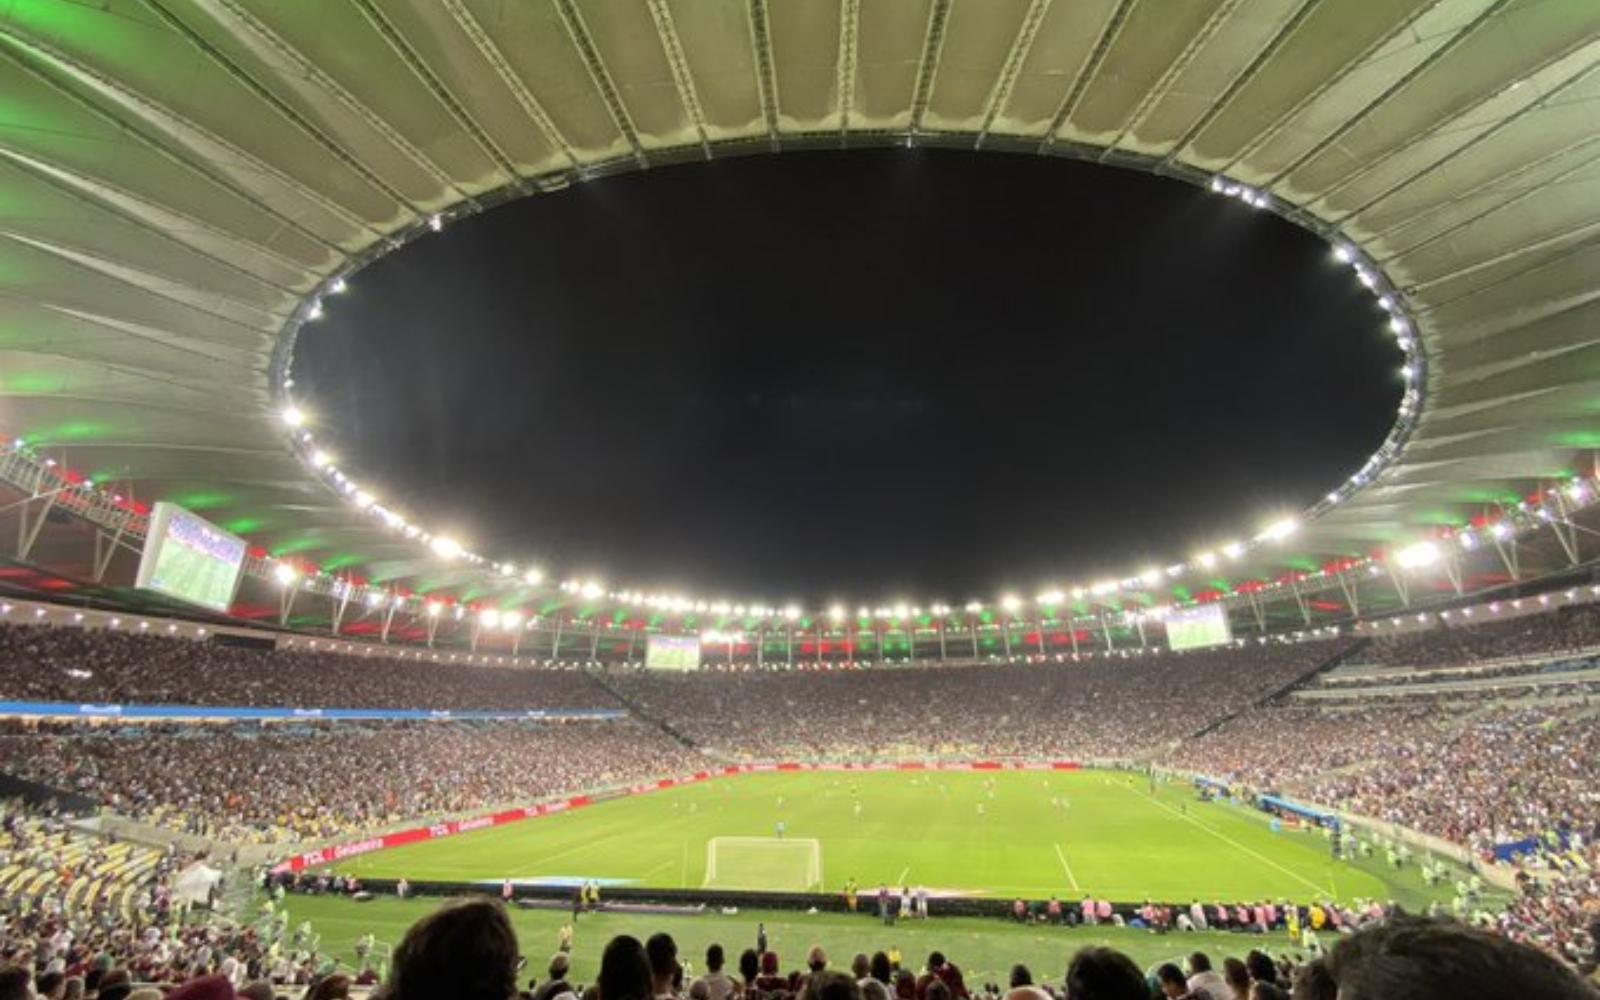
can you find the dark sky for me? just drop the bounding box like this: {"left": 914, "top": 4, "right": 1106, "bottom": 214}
{"left": 295, "top": 149, "right": 1400, "bottom": 602}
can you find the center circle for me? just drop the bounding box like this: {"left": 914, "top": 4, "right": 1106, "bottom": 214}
{"left": 293, "top": 150, "right": 1400, "bottom": 600}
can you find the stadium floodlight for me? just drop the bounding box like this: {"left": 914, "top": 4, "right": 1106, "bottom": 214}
{"left": 272, "top": 563, "right": 298, "bottom": 587}
{"left": 428, "top": 214, "right": 443, "bottom": 232}
{"left": 1389, "top": 317, "right": 1409, "bottom": 336}
{"left": 502, "top": 611, "right": 522, "bottom": 630}
{"left": 828, "top": 605, "right": 845, "bottom": 620}
{"left": 1036, "top": 590, "right": 1064, "bottom": 606}
{"left": 522, "top": 567, "right": 543, "bottom": 585}
{"left": 1395, "top": 540, "right": 1440, "bottom": 569}
{"left": 783, "top": 605, "right": 801, "bottom": 620}
{"left": 964, "top": 601, "right": 983, "bottom": 614}
{"left": 1001, "top": 595, "right": 1022, "bottom": 613}
{"left": 430, "top": 536, "right": 463, "bottom": 560}
{"left": 1139, "top": 567, "right": 1162, "bottom": 587}
{"left": 480, "top": 609, "right": 501, "bottom": 628}
{"left": 930, "top": 602, "right": 951, "bottom": 616}
{"left": 425, "top": 601, "right": 441, "bottom": 617}
{"left": 580, "top": 581, "right": 604, "bottom": 599}
{"left": 310, "top": 449, "right": 332, "bottom": 468}
{"left": 1261, "top": 518, "right": 1298, "bottom": 542}
{"left": 1221, "top": 541, "right": 1245, "bottom": 559}
{"left": 1490, "top": 521, "right": 1513, "bottom": 541}
{"left": 1333, "top": 244, "right": 1354, "bottom": 264}
{"left": 1090, "top": 581, "right": 1117, "bottom": 597}
{"left": 710, "top": 601, "right": 731, "bottom": 615}
{"left": 306, "top": 300, "right": 324, "bottom": 321}
{"left": 280, "top": 405, "right": 305, "bottom": 427}
{"left": 329, "top": 277, "right": 347, "bottom": 294}
{"left": 892, "top": 604, "right": 908, "bottom": 619}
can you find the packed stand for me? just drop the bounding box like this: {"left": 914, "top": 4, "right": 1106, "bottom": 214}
{"left": 1166, "top": 695, "right": 1600, "bottom": 969}
{"left": 606, "top": 640, "right": 1349, "bottom": 762}
{"left": 0, "top": 622, "right": 618, "bottom": 711}
{"left": 1361, "top": 601, "right": 1600, "bottom": 670}
{"left": 0, "top": 719, "right": 703, "bottom": 843}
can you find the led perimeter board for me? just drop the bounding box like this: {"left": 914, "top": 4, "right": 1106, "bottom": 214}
{"left": 134, "top": 502, "right": 248, "bottom": 614}
{"left": 1165, "top": 603, "right": 1233, "bottom": 651}
{"left": 646, "top": 634, "right": 702, "bottom": 671}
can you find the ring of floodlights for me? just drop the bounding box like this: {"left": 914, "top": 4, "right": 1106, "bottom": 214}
{"left": 269, "top": 139, "right": 1427, "bottom": 622}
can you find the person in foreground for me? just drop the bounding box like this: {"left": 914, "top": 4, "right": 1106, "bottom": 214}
{"left": 375, "top": 898, "right": 521, "bottom": 1000}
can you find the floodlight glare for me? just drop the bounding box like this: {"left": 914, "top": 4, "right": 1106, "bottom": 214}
{"left": 280, "top": 406, "right": 305, "bottom": 427}
{"left": 430, "top": 536, "right": 463, "bottom": 560}
{"left": 1394, "top": 540, "right": 1441, "bottom": 569}
{"left": 964, "top": 601, "right": 983, "bottom": 614}
{"left": 524, "top": 568, "right": 543, "bottom": 585}
{"left": 480, "top": 609, "right": 501, "bottom": 628}
{"left": 828, "top": 604, "right": 845, "bottom": 621}
{"left": 272, "top": 563, "right": 298, "bottom": 586}
{"left": 1261, "top": 518, "right": 1298, "bottom": 542}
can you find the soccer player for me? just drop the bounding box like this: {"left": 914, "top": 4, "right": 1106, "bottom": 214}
{"left": 776, "top": 820, "right": 786, "bottom": 840}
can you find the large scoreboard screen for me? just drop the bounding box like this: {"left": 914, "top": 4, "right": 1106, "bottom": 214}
{"left": 135, "top": 502, "right": 247, "bottom": 614}
{"left": 646, "top": 634, "right": 702, "bottom": 671}
{"left": 1165, "top": 604, "right": 1233, "bottom": 651}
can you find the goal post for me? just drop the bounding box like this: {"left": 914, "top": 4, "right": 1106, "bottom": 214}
{"left": 704, "top": 837, "right": 823, "bottom": 891}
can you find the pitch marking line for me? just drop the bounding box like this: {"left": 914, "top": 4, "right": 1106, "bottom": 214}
{"left": 1052, "top": 843, "right": 1081, "bottom": 891}
{"left": 896, "top": 866, "right": 910, "bottom": 885}
{"left": 1129, "top": 787, "right": 1330, "bottom": 896}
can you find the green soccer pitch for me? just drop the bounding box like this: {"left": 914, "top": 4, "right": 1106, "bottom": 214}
{"left": 324, "top": 769, "right": 1465, "bottom": 910}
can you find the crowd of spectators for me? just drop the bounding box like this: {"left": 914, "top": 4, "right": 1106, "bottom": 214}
{"left": 1361, "top": 601, "right": 1600, "bottom": 670}
{"left": 0, "top": 624, "right": 618, "bottom": 711}
{"left": 604, "top": 641, "right": 1344, "bottom": 762}
{"left": 11, "top": 897, "right": 1591, "bottom": 1000}
{"left": 1165, "top": 694, "right": 1599, "bottom": 967}
{"left": 0, "top": 720, "right": 702, "bottom": 844}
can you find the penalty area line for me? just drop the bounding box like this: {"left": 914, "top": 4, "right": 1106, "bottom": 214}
{"left": 1128, "top": 787, "right": 1331, "bottom": 897}
{"left": 1052, "top": 843, "right": 1081, "bottom": 891}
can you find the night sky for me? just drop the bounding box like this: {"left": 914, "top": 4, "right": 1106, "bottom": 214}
{"left": 295, "top": 149, "right": 1400, "bottom": 602}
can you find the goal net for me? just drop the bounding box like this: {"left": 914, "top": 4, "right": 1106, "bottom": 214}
{"left": 704, "top": 837, "right": 823, "bottom": 891}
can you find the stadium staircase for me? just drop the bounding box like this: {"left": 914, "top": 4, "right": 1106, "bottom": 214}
{"left": 1184, "top": 637, "right": 1370, "bottom": 742}
{"left": 585, "top": 669, "right": 701, "bottom": 750}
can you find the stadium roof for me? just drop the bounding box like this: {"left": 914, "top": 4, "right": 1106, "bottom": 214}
{"left": 1, "top": 0, "right": 1598, "bottom": 628}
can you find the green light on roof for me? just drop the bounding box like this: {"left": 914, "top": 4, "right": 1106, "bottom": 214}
{"left": 171, "top": 490, "right": 235, "bottom": 511}
{"left": 31, "top": 420, "right": 115, "bottom": 442}
{"left": 222, "top": 517, "right": 263, "bottom": 534}
{"left": 271, "top": 538, "right": 323, "bottom": 556}
{"left": 0, "top": 372, "right": 62, "bottom": 393}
